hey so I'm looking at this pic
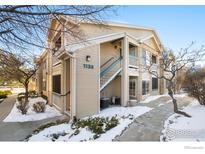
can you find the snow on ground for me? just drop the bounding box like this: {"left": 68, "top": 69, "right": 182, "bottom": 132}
{"left": 28, "top": 106, "right": 152, "bottom": 141}
{"left": 158, "top": 103, "right": 164, "bottom": 107}
{"left": 0, "top": 87, "right": 25, "bottom": 94}
{"left": 161, "top": 99, "right": 205, "bottom": 142}
{"left": 140, "top": 93, "right": 188, "bottom": 104}
{"left": 3, "top": 97, "right": 62, "bottom": 122}
{"left": 140, "top": 95, "right": 165, "bottom": 104}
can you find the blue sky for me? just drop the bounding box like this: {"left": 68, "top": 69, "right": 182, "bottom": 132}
{"left": 110, "top": 6, "right": 205, "bottom": 52}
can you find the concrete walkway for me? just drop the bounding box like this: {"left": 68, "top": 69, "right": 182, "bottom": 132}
{"left": 0, "top": 96, "right": 68, "bottom": 141}
{"left": 115, "top": 96, "right": 193, "bottom": 141}
{"left": 0, "top": 95, "right": 17, "bottom": 121}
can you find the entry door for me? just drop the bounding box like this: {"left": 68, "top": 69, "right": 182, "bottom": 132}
{"left": 129, "top": 78, "right": 137, "bottom": 99}
{"left": 65, "top": 58, "right": 71, "bottom": 112}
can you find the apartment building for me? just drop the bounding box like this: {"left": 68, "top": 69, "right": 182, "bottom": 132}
{"left": 35, "top": 16, "right": 166, "bottom": 119}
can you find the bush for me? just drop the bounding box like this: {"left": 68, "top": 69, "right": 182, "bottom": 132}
{"left": 33, "top": 102, "right": 46, "bottom": 113}
{"left": 0, "top": 93, "right": 7, "bottom": 99}
{"left": 73, "top": 116, "right": 119, "bottom": 135}
{"left": 29, "top": 90, "right": 38, "bottom": 98}
{"left": 183, "top": 68, "right": 205, "bottom": 105}
{"left": 0, "top": 90, "right": 12, "bottom": 99}
{"left": 4, "top": 90, "right": 12, "bottom": 95}
{"left": 16, "top": 99, "right": 28, "bottom": 114}
{"left": 41, "top": 94, "right": 48, "bottom": 104}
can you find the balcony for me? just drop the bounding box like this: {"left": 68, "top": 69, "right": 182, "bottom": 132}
{"left": 129, "top": 55, "right": 139, "bottom": 67}
{"left": 151, "top": 63, "right": 158, "bottom": 71}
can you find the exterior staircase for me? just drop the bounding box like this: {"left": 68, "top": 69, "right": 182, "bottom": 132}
{"left": 100, "top": 55, "right": 122, "bottom": 91}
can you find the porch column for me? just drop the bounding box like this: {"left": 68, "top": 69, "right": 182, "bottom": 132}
{"left": 137, "top": 47, "right": 142, "bottom": 101}
{"left": 70, "top": 55, "right": 77, "bottom": 118}
{"left": 121, "top": 35, "right": 129, "bottom": 106}
{"left": 61, "top": 59, "right": 66, "bottom": 112}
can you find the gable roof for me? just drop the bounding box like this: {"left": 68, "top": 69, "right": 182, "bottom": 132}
{"left": 65, "top": 32, "right": 162, "bottom": 53}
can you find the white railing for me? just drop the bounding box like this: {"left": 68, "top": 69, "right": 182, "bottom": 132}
{"left": 129, "top": 55, "right": 139, "bottom": 67}
{"left": 151, "top": 64, "right": 158, "bottom": 71}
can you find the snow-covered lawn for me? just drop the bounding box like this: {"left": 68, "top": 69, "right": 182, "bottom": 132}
{"left": 140, "top": 93, "right": 188, "bottom": 104}
{"left": 140, "top": 95, "right": 164, "bottom": 104}
{"left": 4, "top": 97, "right": 62, "bottom": 122}
{"left": 161, "top": 99, "right": 205, "bottom": 142}
{"left": 28, "top": 106, "right": 152, "bottom": 141}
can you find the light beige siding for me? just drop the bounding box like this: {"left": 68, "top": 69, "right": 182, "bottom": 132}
{"left": 75, "top": 44, "right": 100, "bottom": 118}
{"left": 79, "top": 23, "right": 153, "bottom": 40}
{"left": 100, "top": 42, "right": 121, "bottom": 66}
{"left": 101, "top": 76, "right": 121, "bottom": 98}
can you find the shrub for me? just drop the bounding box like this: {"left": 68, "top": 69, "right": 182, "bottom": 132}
{"left": 105, "top": 116, "right": 119, "bottom": 131}
{"left": 41, "top": 94, "right": 48, "bottom": 104}
{"left": 16, "top": 99, "right": 28, "bottom": 114}
{"left": 0, "top": 90, "right": 11, "bottom": 99}
{"left": 4, "top": 90, "right": 12, "bottom": 95}
{"left": 33, "top": 102, "right": 46, "bottom": 113}
{"left": 73, "top": 116, "right": 119, "bottom": 135}
{"left": 29, "top": 90, "right": 37, "bottom": 98}
{"left": 17, "top": 95, "right": 25, "bottom": 102}
{"left": 0, "top": 93, "right": 7, "bottom": 99}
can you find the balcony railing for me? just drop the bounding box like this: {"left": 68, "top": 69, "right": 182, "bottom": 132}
{"left": 129, "top": 55, "right": 139, "bottom": 67}
{"left": 151, "top": 63, "right": 158, "bottom": 71}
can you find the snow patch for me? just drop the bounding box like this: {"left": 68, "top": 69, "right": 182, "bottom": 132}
{"left": 161, "top": 99, "right": 205, "bottom": 142}
{"left": 140, "top": 95, "right": 164, "bottom": 104}
{"left": 28, "top": 106, "right": 152, "bottom": 141}
{"left": 3, "top": 97, "right": 62, "bottom": 122}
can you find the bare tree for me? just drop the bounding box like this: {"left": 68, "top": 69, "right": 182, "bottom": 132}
{"left": 146, "top": 43, "right": 205, "bottom": 117}
{"left": 183, "top": 67, "right": 205, "bottom": 105}
{"left": 0, "top": 50, "right": 37, "bottom": 103}
{"left": 0, "top": 5, "right": 116, "bottom": 114}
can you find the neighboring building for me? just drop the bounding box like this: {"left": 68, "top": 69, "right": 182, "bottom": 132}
{"left": 35, "top": 16, "right": 166, "bottom": 119}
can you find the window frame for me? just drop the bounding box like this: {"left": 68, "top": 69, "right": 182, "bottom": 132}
{"left": 152, "top": 55, "right": 157, "bottom": 64}
{"left": 129, "top": 79, "right": 136, "bottom": 97}
{"left": 152, "top": 77, "right": 158, "bottom": 90}
{"left": 142, "top": 80, "right": 149, "bottom": 95}
{"left": 52, "top": 75, "right": 61, "bottom": 94}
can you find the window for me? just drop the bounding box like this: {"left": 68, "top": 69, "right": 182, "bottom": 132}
{"left": 152, "top": 55, "right": 157, "bottom": 64}
{"left": 43, "top": 80, "right": 46, "bottom": 91}
{"left": 53, "top": 36, "right": 62, "bottom": 52}
{"left": 129, "top": 79, "right": 136, "bottom": 97}
{"left": 142, "top": 81, "right": 149, "bottom": 95}
{"left": 129, "top": 45, "right": 137, "bottom": 57}
{"left": 142, "top": 50, "right": 146, "bottom": 65}
{"left": 142, "top": 49, "right": 150, "bottom": 66}
{"left": 152, "top": 77, "right": 158, "bottom": 90}
{"left": 52, "top": 75, "right": 61, "bottom": 94}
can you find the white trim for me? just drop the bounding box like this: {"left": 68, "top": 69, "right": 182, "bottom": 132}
{"left": 139, "top": 34, "right": 162, "bottom": 51}
{"left": 129, "top": 78, "right": 137, "bottom": 98}
{"left": 98, "top": 44, "right": 101, "bottom": 113}
{"left": 100, "top": 68, "right": 122, "bottom": 91}
{"left": 64, "top": 111, "right": 71, "bottom": 116}
{"left": 106, "top": 21, "right": 154, "bottom": 31}
{"left": 52, "top": 103, "right": 61, "bottom": 111}
{"left": 63, "top": 60, "right": 67, "bottom": 113}
{"left": 65, "top": 32, "right": 126, "bottom": 53}
{"left": 53, "top": 61, "right": 61, "bottom": 67}
{"left": 71, "top": 53, "right": 77, "bottom": 118}
{"left": 62, "top": 16, "right": 154, "bottom": 31}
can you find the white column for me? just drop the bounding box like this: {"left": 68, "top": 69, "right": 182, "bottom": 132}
{"left": 121, "top": 36, "right": 129, "bottom": 106}
{"left": 61, "top": 59, "right": 65, "bottom": 112}
{"left": 137, "top": 47, "right": 142, "bottom": 101}
{"left": 71, "top": 55, "right": 77, "bottom": 118}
